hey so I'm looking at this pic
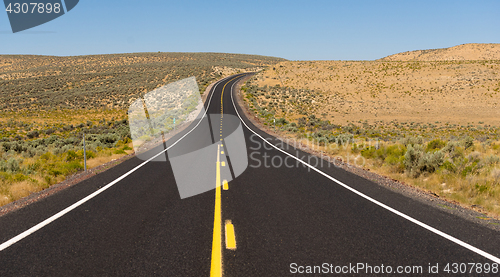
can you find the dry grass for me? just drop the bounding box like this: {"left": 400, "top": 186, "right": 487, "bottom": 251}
{"left": 0, "top": 109, "right": 126, "bottom": 126}
{"left": 0, "top": 139, "right": 134, "bottom": 206}
{"left": 0, "top": 175, "right": 46, "bottom": 205}
{"left": 9, "top": 181, "right": 40, "bottom": 200}
{"left": 254, "top": 59, "right": 500, "bottom": 126}
{"left": 85, "top": 144, "right": 134, "bottom": 169}
{"left": 0, "top": 195, "right": 9, "bottom": 206}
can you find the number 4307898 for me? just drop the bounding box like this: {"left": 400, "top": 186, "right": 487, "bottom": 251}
{"left": 443, "top": 263, "right": 498, "bottom": 274}
{"left": 6, "top": 3, "right": 61, "bottom": 14}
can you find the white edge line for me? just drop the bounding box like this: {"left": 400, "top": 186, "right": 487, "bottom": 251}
{"left": 229, "top": 75, "right": 500, "bottom": 264}
{"left": 0, "top": 75, "right": 236, "bottom": 252}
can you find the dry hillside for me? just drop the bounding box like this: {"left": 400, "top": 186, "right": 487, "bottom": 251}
{"left": 379, "top": 43, "right": 500, "bottom": 61}
{"left": 253, "top": 59, "right": 500, "bottom": 126}
{"left": 0, "top": 53, "right": 285, "bottom": 112}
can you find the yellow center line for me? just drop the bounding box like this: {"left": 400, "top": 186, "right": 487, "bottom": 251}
{"left": 223, "top": 180, "right": 228, "bottom": 190}
{"left": 210, "top": 144, "right": 222, "bottom": 277}
{"left": 225, "top": 220, "right": 237, "bottom": 250}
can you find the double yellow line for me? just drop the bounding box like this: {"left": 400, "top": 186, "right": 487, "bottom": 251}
{"left": 210, "top": 76, "right": 240, "bottom": 277}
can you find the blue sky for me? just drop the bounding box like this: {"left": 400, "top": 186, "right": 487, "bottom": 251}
{"left": 1, "top": 0, "right": 499, "bottom": 60}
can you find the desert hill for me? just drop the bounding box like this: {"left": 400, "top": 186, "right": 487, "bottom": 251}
{"left": 0, "top": 52, "right": 285, "bottom": 112}
{"left": 250, "top": 58, "right": 500, "bottom": 126}
{"left": 379, "top": 43, "right": 500, "bottom": 61}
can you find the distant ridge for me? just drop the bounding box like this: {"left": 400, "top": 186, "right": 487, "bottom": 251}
{"left": 379, "top": 43, "right": 500, "bottom": 61}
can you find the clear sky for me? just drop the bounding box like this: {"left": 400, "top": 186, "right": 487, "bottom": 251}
{"left": 1, "top": 0, "right": 499, "bottom": 60}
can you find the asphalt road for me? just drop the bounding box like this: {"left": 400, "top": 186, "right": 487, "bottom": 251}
{"left": 1, "top": 74, "right": 499, "bottom": 276}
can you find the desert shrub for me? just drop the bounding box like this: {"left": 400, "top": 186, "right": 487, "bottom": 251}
{"left": 336, "top": 133, "right": 354, "bottom": 146}
{"left": 404, "top": 145, "right": 424, "bottom": 177}
{"left": 484, "top": 155, "right": 500, "bottom": 165}
{"left": 26, "top": 161, "right": 40, "bottom": 172}
{"left": 419, "top": 150, "right": 444, "bottom": 174}
{"left": 13, "top": 173, "right": 27, "bottom": 182}
{"left": 1, "top": 142, "right": 11, "bottom": 152}
{"left": 319, "top": 121, "right": 334, "bottom": 131}
{"left": 64, "top": 137, "right": 80, "bottom": 146}
{"left": 113, "top": 125, "right": 131, "bottom": 140}
{"left": 383, "top": 145, "right": 406, "bottom": 168}
{"left": 275, "top": 118, "right": 288, "bottom": 125}
{"left": 8, "top": 141, "right": 27, "bottom": 153}
{"left": 48, "top": 168, "right": 63, "bottom": 177}
{"left": 21, "top": 147, "right": 34, "bottom": 158}
{"left": 66, "top": 150, "right": 79, "bottom": 161}
{"left": 443, "top": 142, "right": 465, "bottom": 161}
{"left": 493, "top": 143, "right": 500, "bottom": 151}
{"left": 426, "top": 139, "right": 446, "bottom": 151}
{"left": 52, "top": 148, "right": 64, "bottom": 155}
{"left": 361, "top": 146, "right": 384, "bottom": 160}
{"left": 467, "top": 151, "right": 481, "bottom": 162}
{"left": 285, "top": 125, "right": 298, "bottom": 133}
{"left": 442, "top": 141, "right": 458, "bottom": 154}
{"left": 361, "top": 147, "right": 376, "bottom": 159}
{"left": 0, "top": 158, "right": 20, "bottom": 173}
{"left": 40, "top": 151, "right": 54, "bottom": 161}
{"left": 441, "top": 160, "right": 457, "bottom": 173}
{"left": 297, "top": 117, "right": 307, "bottom": 127}
{"left": 384, "top": 154, "right": 401, "bottom": 165}
{"left": 113, "top": 149, "right": 126, "bottom": 154}
{"left": 44, "top": 128, "right": 55, "bottom": 135}
{"left": 26, "top": 130, "right": 39, "bottom": 139}
{"left": 463, "top": 136, "right": 474, "bottom": 149}
{"left": 62, "top": 161, "right": 83, "bottom": 174}
{"left": 461, "top": 162, "right": 479, "bottom": 177}
{"left": 76, "top": 149, "right": 95, "bottom": 159}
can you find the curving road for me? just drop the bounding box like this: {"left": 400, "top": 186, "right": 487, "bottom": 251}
{"left": 0, "top": 74, "right": 499, "bottom": 276}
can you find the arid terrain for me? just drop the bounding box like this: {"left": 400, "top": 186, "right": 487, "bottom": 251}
{"left": 242, "top": 43, "right": 500, "bottom": 218}
{"left": 0, "top": 52, "right": 285, "bottom": 112}
{"left": 0, "top": 53, "right": 285, "bottom": 206}
{"left": 253, "top": 46, "right": 500, "bottom": 126}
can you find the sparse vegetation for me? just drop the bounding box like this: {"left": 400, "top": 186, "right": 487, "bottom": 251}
{"left": 0, "top": 53, "right": 285, "bottom": 112}
{"left": 0, "top": 118, "right": 133, "bottom": 206}
{"left": 0, "top": 52, "right": 285, "bottom": 207}
{"left": 241, "top": 51, "right": 500, "bottom": 218}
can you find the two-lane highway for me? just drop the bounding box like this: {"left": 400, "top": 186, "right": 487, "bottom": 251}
{"left": 1, "top": 74, "right": 499, "bottom": 276}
